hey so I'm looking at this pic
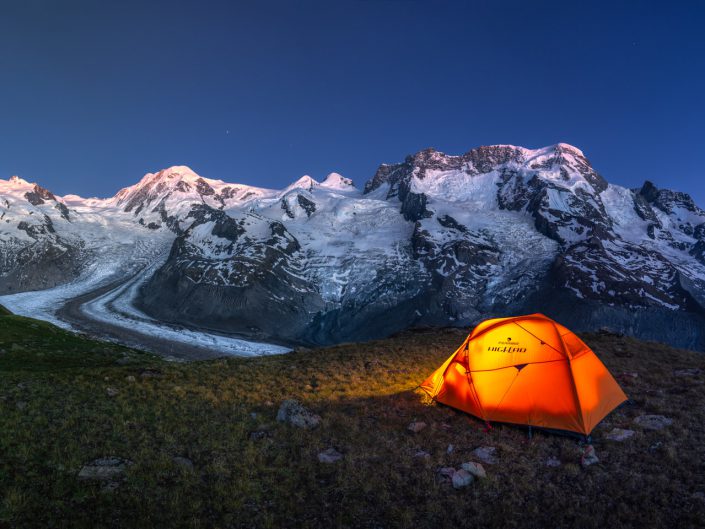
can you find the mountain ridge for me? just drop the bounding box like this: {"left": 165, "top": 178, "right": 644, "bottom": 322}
{"left": 1, "top": 143, "right": 704, "bottom": 352}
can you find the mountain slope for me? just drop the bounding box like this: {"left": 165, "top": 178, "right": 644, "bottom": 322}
{"left": 1, "top": 143, "right": 704, "bottom": 351}
{"left": 134, "top": 144, "right": 705, "bottom": 349}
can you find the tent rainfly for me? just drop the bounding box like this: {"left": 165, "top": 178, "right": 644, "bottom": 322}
{"left": 421, "top": 313, "right": 627, "bottom": 436}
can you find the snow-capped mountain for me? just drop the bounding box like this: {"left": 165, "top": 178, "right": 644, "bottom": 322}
{"left": 0, "top": 174, "right": 172, "bottom": 295}
{"left": 2, "top": 143, "right": 704, "bottom": 351}
{"left": 0, "top": 176, "right": 85, "bottom": 294}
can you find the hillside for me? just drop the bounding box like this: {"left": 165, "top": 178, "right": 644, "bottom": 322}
{"left": 1, "top": 313, "right": 704, "bottom": 528}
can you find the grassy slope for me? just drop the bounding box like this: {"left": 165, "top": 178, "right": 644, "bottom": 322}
{"left": 1, "top": 313, "right": 704, "bottom": 529}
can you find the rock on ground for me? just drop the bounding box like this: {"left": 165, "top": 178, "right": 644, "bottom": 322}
{"left": 249, "top": 430, "right": 269, "bottom": 441}
{"left": 318, "top": 448, "right": 343, "bottom": 463}
{"left": 407, "top": 421, "right": 427, "bottom": 433}
{"left": 276, "top": 399, "right": 321, "bottom": 429}
{"left": 546, "top": 456, "right": 561, "bottom": 467}
{"left": 471, "top": 446, "right": 498, "bottom": 465}
{"left": 461, "top": 461, "right": 487, "bottom": 479}
{"left": 139, "top": 369, "right": 164, "bottom": 379}
{"left": 172, "top": 456, "right": 194, "bottom": 471}
{"left": 452, "top": 469, "right": 474, "bottom": 489}
{"left": 438, "top": 467, "right": 456, "bottom": 477}
{"left": 634, "top": 414, "right": 673, "bottom": 430}
{"left": 674, "top": 368, "right": 701, "bottom": 377}
{"left": 78, "top": 457, "right": 132, "bottom": 481}
{"left": 605, "top": 427, "right": 636, "bottom": 441}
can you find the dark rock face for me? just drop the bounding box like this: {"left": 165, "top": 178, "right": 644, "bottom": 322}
{"left": 137, "top": 203, "right": 323, "bottom": 344}
{"left": 407, "top": 221, "right": 500, "bottom": 326}
{"left": 401, "top": 191, "right": 432, "bottom": 222}
{"left": 195, "top": 178, "right": 215, "bottom": 197}
{"left": 17, "top": 216, "right": 55, "bottom": 238}
{"left": 521, "top": 286, "right": 705, "bottom": 351}
{"left": 0, "top": 237, "right": 85, "bottom": 294}
{"left": 0, "top": 181, "right": 85, "bottom": 294}
{"left": 23, "top": 184, "right": 70, "bottom": 221}
{"left": 281, "top": 198, "right": 295, "bottom": 219}
{"left": 24, "top": 184, "right": 57, "bottom": 206}
{"left": 639, "top": 181, "right": 702, "bottom": 215}
{"left": 691, "top": 240, "right": 705, "bottom": 266}
{"left": 437, "top": 215, "right": 467, "bottom": 232}
{"left": 296, "top": 195, "right": 316, "bottom": 218}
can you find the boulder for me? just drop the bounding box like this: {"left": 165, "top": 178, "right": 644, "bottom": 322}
{"left": 407, "top": 421, "right": 427, "bottom": 433}
{"left": 276, "top": 399, "right": 321, "bottom": 429}
{"left": 173, "top": 456, "right": 194, "bottom": 471}
{"left": 452, "top": 469, "right": 474, "bottom": 489}
{"left": 461, "top": 461, "right": 487, "bottom": 479}
{"left": 605, "top": 427, "right": 636, "bottom": 441}
{"left": 318, "top": 448, "right": 343, "bottom": 463}
{"left": 471, "top": 446, "right": 498, "bottom": 465}
{"left": 634, "top": 414, "right": 673, "bottom": 430}
{"left": 106, "top": 387, "right": 119, "bottom": 397}
{"left": 78, "top": 457, "right": 132, "bottom": 481}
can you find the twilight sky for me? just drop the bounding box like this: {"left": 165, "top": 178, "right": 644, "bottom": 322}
{"left": 1, "top": 0, "right": 704, "bottom": 203}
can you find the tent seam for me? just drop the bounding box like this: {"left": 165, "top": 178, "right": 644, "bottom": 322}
{"left": 555, "top": 324, "right": 587, "bottom": 435}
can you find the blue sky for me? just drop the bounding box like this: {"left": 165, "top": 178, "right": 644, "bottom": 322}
{"left": 1, "top": 0, "right": 703, "bottom": 203}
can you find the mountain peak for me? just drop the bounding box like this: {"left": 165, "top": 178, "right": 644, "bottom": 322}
{"left": 284, "top": 175, "right": 319, "bottom": 193}
{"left": 320, "top": 172, "right": 355, "bottom": 190}
{"left": 158, "top": 165, "right": 200, "bottom": 177}
{"left": 4, "top": 175, "right": 32, "bottom": 187}
{"left": 144, "top": 165, "right": 205, "bottom": 185}
{"left": 552, "top": 143, "right": 585, "bottom": 157}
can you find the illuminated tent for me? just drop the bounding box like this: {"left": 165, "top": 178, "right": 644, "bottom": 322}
{"left": 421, "top": 314, "right": 627, "bottom": 436}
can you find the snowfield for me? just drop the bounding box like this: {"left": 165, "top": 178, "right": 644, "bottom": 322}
{"left": 2, "top": 141, "right": 705, "bottom": 353}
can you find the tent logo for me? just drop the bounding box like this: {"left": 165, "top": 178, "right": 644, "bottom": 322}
{"left": 488, "top": 338, "right": 526, "bottom": 353}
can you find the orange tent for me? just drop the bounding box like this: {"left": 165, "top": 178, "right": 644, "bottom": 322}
{"left": 421, "top": 314, "right": 627, "bottom": 436}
